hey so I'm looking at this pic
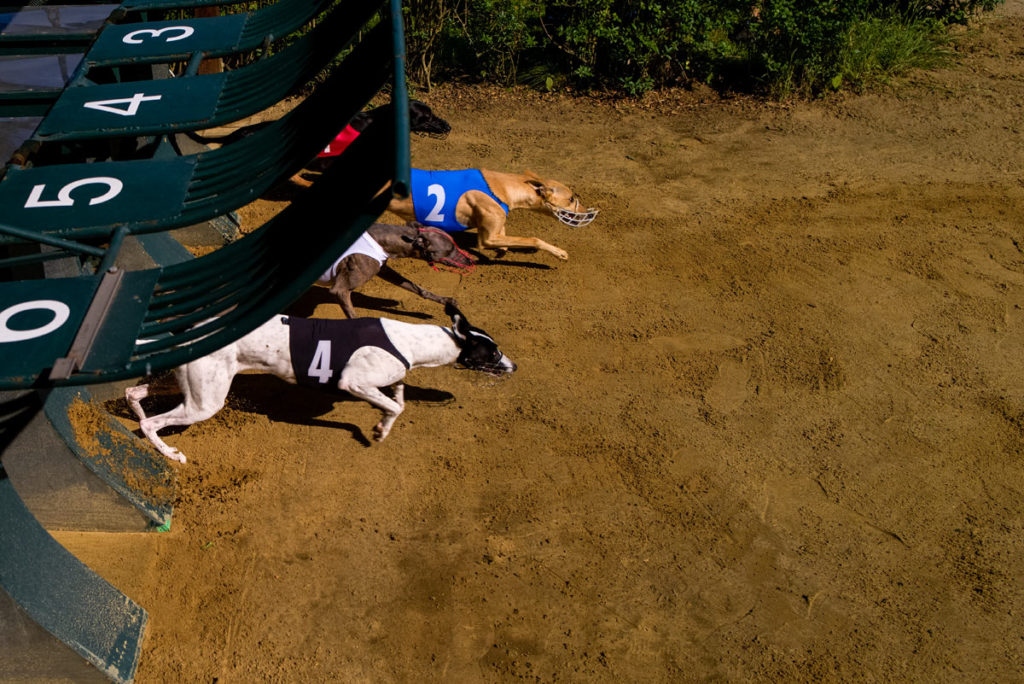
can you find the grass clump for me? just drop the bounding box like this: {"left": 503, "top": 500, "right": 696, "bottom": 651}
{"left": 837, "top": 11, "right": 954, "bottom": 92}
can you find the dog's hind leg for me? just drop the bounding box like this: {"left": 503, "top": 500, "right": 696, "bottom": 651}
{"left": 376, "top": 265, "right": 455, "bottom": 307}
{"left": 125, "top": 384, "right": 150, "bottom": 421}
{"left": 137, "top": 357, "right": 238, "bottom": 463}
{"left": 137, "top": 404, "right": 193, "bottom": 463}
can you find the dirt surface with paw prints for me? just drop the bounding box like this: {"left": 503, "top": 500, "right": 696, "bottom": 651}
{"left": 63, "top": 3, "right": 1024, "bottom": 680}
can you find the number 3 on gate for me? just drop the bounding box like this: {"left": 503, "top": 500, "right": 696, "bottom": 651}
{"left": 121, "top": 26, "right": 195, "bottom": 45}
{"left": 0, "top": 300, "right": 71, "bottom": 343}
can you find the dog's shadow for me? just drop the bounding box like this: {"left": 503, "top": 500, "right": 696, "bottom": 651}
{"left": 112, "top": 374, "right": 454, "bottom": 448}
{"left": 285, "top": 287, "right": 434, "bottom": 320}
{"left": 447, "top": 233, "right": 554, "bottom": 270}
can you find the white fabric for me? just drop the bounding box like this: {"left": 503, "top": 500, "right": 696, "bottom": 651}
{"left": 319, "top": 232, "right": 390, "bottom": 282}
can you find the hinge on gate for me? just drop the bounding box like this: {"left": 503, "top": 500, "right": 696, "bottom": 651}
{"left": 49, "top": 267, "right": 124, "bottom": 381}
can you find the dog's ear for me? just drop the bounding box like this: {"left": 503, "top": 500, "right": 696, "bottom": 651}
{"left": 525, "top": 178, "right": 554, "bottom": 201}
{"left": 523, "top": 171, "right": 553, "bottom": 199}
{"left": 446, "top": 302, "right": 468, "bottom": 337}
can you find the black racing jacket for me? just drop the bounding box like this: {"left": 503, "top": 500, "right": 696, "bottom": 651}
{"left": 285, "top": 316, "right": 410, "bottom": 390}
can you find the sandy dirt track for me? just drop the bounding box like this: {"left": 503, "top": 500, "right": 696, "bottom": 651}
{"left": 61, "top": 3, "right": 1024, "bottom": 680}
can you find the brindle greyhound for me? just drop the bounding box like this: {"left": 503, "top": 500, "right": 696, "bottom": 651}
{"left": 318, "top": 222, "right": 475, "bottom": 319}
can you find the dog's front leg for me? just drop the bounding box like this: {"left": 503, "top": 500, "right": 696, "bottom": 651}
{"left": 333, "top": 288, "right": 359, "bottom": 319}
{"left": 340, "top": 350, "right": 408, "bottom": 441}
{"left": 392, "top": 382, "right": 405, "bottom": 412}
{"left": 481, "top": 233, "right": 568, "bottom": 261}
{"left": 343, "top": 383, "right": 404, "bottom": 441}
{"left": 329, "top": 258, "right": 376, "bottom": 319}
{"left": 476, "top": 218, "right": 568, "bottom": 261}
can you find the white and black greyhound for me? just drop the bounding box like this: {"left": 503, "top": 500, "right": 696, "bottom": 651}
{"left": 126, "top": 304, "right": 515, "bottom": 462}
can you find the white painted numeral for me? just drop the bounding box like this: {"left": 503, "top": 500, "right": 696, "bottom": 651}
{"left": 425, "top": 183, "right": 446, "bottom": 223}
{"left": 83, "top": 93, "right": 162, "bottom": 117}
{"left": 122, "top": 26, "right": 195, "bottom": 45}
{"left": 308, "top": 340, "right": 333, "bottom": 383}
{"left": 24, "top": 177, "right": 124, "bottom": 208}
{"left": 0, "top": 300, "right": 71, "bottom": 343}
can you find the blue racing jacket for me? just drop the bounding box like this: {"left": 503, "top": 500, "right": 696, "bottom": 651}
{"left": 411, "top": 169, "right": 509, "bottom": 231}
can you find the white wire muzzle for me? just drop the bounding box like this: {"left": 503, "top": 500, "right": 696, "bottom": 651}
{"left": 548, "top": 204, "right": 600, "bottom": 227}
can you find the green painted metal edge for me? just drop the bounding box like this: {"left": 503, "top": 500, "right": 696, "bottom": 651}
{"left": 43, "top": 386, "right": 174, "bottom": 529}
{"left": 389, "top": 0, "right": 411, "bottom": 198}
{"left": 136, "top": 232, "right": 193, "bottom": 267}
{"left": 0, "top": 461, "right": 148, "bottom": 684}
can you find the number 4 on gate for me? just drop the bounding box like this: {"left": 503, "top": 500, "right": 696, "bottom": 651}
{"left": 82, "top": 93, "right": 163, "bottom": 117}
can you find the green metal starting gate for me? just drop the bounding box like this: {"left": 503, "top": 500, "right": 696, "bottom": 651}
{"left": 0, "top": 0, "right": 411, "bottom": 680}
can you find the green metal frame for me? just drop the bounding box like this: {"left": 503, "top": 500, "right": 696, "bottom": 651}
{"left": 0, "top": 16, "right": 393, "bottom": 248}
{"left": 0, "top": 4, "right": 119, "bottom": 50}
{"left": 0, "top": 389, "right": 147, "bottom": 684}
{"left": 84, "top": 0, "right": 335, "bottom": 68}
{"left": 35, "top": 0, "right": 383, "bottom": 142}
{"left": 0, "top": 0, "right": 410, "bottom": 389}
{"left": 0, "top": 461, "right": 148, "bottom": 684}
{"left": 0, "top": 4, "right": 410, "bottom": 683}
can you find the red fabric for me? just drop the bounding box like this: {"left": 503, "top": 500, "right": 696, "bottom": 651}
{"left": 317, "top": 125, "right": 360, "bottom": 158}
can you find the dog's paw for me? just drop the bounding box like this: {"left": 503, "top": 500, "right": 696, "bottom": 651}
{"left": 164, "top": 449, "right": 186, "bottom": 464}
{"left": 553, "top": 249, "right": 569, "bottom": 261}
{"left": 373, "top": 422, "right": 389, "bottom": 441}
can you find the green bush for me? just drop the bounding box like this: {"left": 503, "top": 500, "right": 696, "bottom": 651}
{"left": 397, "top": 0, "right": 1005, "bottom": 96}
{"left": 172, "top": 0, "right": 1006, "bottom": 96}
{"left": 541, "top": 1, "right": 751, "bottom": 95}
{"left": 442, "top": 0, "right": 544, "bottom": 83}
{"left": 881, "top": 0, "right": 1003, "bottom": 24}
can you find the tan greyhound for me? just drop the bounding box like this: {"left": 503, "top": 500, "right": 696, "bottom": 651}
{"left": 386, "top": 169, "right": 598, "bottom": 262}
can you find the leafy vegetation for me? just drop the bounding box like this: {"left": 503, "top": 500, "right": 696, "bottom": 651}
{"left": 838, "top": 11, "right": 953, "bottom": 92}
{"left": 402, "top": 0, "right": 1004, "bottom": 96}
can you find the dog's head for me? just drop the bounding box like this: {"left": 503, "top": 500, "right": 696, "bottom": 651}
{"left": 403, "top": 224, "right": 476, "bottom": 273}
{"left": 349, "top": 100, "right": 451, "bottom": 139}
{"left": 446, "top": 303, "right": 516, "bottom": 376}
{"left": 409, "top": 100, "right": 452, "bottom": 139}
{"left": 522, "top": 171, "right": 599, "bottom": 227}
